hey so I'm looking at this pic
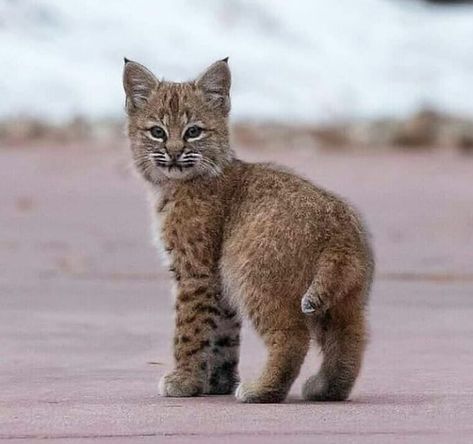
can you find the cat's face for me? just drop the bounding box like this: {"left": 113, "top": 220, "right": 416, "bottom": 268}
{"left": 123, "top": 59, "right": 232, "bottom": 183}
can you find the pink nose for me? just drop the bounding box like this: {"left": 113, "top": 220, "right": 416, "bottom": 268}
{"left": 166, "top": 149, "right": 183, "bottom": 161}
{"left": 166, "top": 139, "right": 184, "bottom": 157}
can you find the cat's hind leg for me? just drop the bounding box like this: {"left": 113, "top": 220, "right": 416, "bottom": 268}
{"left": 235, "top": 295, "right": 310, "bottom": 403}
{"left": 302, "top": 296, "right": 367, "bottom": 401}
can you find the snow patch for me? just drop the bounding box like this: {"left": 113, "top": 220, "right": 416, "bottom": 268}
{"left": 1, "top": 0, "right": 473, "bottom": 123}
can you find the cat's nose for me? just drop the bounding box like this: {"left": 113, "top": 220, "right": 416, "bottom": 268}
{"left": 167, "top": 150, "right": 184, "bottom": 162}
{"left": 165, "top": 140, "right": 185, "bottom": 160}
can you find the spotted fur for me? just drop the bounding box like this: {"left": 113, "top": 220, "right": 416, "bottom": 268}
{"left": 124, "top": 58, "right": 374, "bottom": 403}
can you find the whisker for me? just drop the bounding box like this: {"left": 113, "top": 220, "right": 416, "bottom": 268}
{"left": 198, "top": 157, "right": 220, "bottom": 177}
{"left": 149, "top": 153, "right": 167, "bottom": 159}
{"left": 178, "top": 160, "right": 197, "bottom": 165}
{"left": 181, "top": 153, "right": 202, "bottom": 159}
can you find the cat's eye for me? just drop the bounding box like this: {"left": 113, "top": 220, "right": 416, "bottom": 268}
{"left": 184, "top": 125, "right": 203, "bottom": 140}
{"left": 149, "top": 126, "right": 167, "bottom": 141}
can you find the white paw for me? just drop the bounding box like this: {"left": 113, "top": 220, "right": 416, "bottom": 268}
{"left": 235, "top": 382, "right": 285, "bottom": 403}
{"left": 235, "top": 382, "right": 256, "bottom": 402}
{"left": 158, "top": 374, "right": 170, "bottom": 396}
{"left": 158, "top": 371, "right": 201, "bottom": 397}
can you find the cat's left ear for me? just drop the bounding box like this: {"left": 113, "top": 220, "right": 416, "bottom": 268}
{"left": 123, "top": 58, "right": 159, "bottom": 113}
{"left": 196, "top": 58, "right": 231, "bottom": 115}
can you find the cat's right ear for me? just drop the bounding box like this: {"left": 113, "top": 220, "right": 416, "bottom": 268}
{"left": 196, "top": 58, "right": 231, "bottom": 115}
{"left": 123, "top": 58, "right": 159, "bottom": 113}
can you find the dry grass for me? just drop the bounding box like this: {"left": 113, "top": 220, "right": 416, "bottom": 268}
{"left": 1, "top": 109, "right": 473, "bottom": 153}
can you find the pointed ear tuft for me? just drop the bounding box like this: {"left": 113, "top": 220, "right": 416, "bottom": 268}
{"left": 196, "top": 59, "right": 231, "bottom": 115}
{"left": 123, "top": 60, "right": 159, "bottom": 113}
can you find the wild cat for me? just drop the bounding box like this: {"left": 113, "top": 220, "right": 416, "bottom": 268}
{"left": 122, "top": 58, "right": 374, "bottom": 403}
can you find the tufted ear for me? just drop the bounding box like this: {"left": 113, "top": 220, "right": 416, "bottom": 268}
{"left": 196, "top": 58, "right": 231, "bottom": 115}
{"left": 123, "top": 58, "right": 159, "bottom": 113}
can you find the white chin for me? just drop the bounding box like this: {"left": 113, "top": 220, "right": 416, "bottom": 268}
{"left": 160, "top": 166, "right": 195, "bottom": 180}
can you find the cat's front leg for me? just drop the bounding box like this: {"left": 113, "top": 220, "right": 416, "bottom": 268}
{"left": 159, "top": 278, "right": 220, "bottom": 397}
{"left": 205, "top": 297, "right": 241, "bottom": 395}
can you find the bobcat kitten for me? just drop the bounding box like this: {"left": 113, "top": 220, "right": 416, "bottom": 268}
{"left": 123, "top": 58, "right": 374, "bottom": 403}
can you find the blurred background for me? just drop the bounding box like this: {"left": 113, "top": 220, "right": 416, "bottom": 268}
{"left": 1, "top": 0, "right": 473, "bottom": 148}
{"left": 2, "top": 1, "right": 473, "bottom": 440}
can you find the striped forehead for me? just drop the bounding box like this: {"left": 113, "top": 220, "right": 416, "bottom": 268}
{"left": 155, "top": 83, "right": 195, "bottom": 126}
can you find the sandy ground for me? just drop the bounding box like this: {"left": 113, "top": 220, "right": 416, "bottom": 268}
{"left": 1, "top": 140, "right": 472, "bottom": 443}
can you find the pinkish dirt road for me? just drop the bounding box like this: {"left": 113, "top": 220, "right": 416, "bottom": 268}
{"left": 1, "top": 141, "right": 472, "bottom": 443}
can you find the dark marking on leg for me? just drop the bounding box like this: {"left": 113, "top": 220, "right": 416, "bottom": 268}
{"left": 215, "top": 336, "right": 240, "bottom": 348}
{"left": 193, "top": 303, "right": 221, "bottom": 316}
{"left": 203, "top": 318, "right": 218, "bottom": 330}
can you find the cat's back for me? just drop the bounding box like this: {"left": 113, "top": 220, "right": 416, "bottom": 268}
{"left": 220, "top": 160, "right": 370, "bottom": 299}
{"left": 225, "top": 160, "right": 362, "bottom": 238}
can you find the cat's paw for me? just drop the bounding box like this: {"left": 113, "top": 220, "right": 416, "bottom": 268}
{"left": 301, "top": 290, "right": 328, "bottom": 315}
{"left": 235, "top": 381, "right": 286, "bottom": 403}
{"left": 302, "top": 374, "right": 350, "bottom": 401}
{"left": 205, "top": 373, "right": 239, "bottom": 395}
{"left": 158, "top": 370, "right": 202, "bottom": 397}
{"left": 205, "top": 363, "right": 239, "bottom": 395}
